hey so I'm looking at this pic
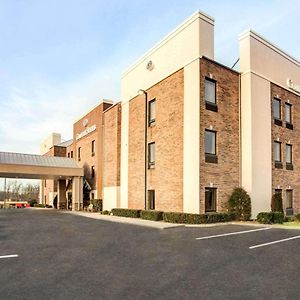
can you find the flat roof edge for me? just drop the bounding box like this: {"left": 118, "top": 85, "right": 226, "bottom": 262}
{"left": 239, "top": 29, "right": 300, "bottom": 68}
{"left": 121, "top": 10, "right": 214, "bottom": 78}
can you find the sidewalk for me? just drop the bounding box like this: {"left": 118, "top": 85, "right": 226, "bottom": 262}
{"left": 62, "top": 211, "right": 184, "bottom": 229}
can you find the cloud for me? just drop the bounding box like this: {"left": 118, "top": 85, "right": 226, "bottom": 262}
{"left": 0, "top": 63, "right": 121, "bottom": 154}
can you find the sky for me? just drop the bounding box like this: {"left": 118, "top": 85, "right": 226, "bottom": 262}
{"left": 0, "top": 0, "right": 300, "bottom": 156}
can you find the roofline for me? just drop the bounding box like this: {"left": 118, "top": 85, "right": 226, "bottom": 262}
{"left": 73, "top": 99, "right": 114, "bottom": 124}
{"left": 103, "top": 101, "right": 121, "bottom": 114}
{"left": 239, "top": 29, "right": 300, "bottom": 68}
{"left": 202, "top": 56, "right": 241, "bottom": 74}
{"left": 121, "top": 10, "right": 214, "bottom": 78}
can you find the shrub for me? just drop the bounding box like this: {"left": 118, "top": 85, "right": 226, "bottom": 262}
{"left": 228, "top": 187, "right": 252, "bottom": 221}
{"left": 29, "top": 199, "right": 38, "bottom": 207}
{"left": 34, "top": 203, "right": 46, "bottom": 208}
{"left": 101, "top": 210, "right": 110, "bottom": 215}
{"left": 91, "top": 199, "right": 102, "bottom": 212}
{"left": 45, "top": 204, "right": 53, "bottom": 208}
{"left": 140, "top": 210, "right": 163, "bottom": 221}
{"left": 163, "top": 212, "right": 234, "bottom": 224}
{"left": 111, "top": 208, "right": 141, "bottom": 218}
{"left": 257, "top": 212, "right": 284, "bottom": 224}
{"left": 295, "top": 213, "right": 300, "bottom": 221}
{"left": 271, "top": 193, "right": 283, "bottom": 213}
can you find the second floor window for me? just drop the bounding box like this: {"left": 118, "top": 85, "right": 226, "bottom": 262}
{"left": 91, "top": 166, "right": 95, "bottom": 178}
{"left": 78, "top": 147, "right": 81, "bottom": 161}
{"left": 149, "top": 99, "right": 156, "bottom": 126}
{"left": 148, "top": 142, "right": 155, "bottom": 168}
{"left": 91, "top": 140, "right": 95, "bottom": 156}
{"left": 205, "top": 130, "right": 216, "bottom": 155}
{"left": 274, "top": 141, "right": 281, "bottom": 162}
{"left": 71, "top": 151, "right": 73, "bottom": 158}
{"left": 286, "top": 144, "right": 292, "bottom": 164}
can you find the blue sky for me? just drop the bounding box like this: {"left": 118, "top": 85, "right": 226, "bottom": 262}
{"left": 0, "top": 0, "right": 300, "bottom": 155}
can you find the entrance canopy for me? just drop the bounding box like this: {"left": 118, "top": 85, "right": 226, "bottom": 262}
{"left": 0, "top": 151, "right": 83, "bottom": 180}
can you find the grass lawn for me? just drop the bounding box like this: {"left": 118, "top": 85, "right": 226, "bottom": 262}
{"left": 282, "top": 221, "right": 300, "bottom": 227}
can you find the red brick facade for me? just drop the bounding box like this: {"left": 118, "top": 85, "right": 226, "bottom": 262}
{"left": 199, "top": 58, "right": 240, "bottom": 213}
{"left": 271, "top": 83, "right": 300, "bottom": 214}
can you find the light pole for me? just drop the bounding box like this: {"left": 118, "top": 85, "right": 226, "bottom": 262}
{"left": 4, "top": 178, "right": 6, "bottom": 209}
{"left": 138, "top": 89, "right": 148, "bottom": 210}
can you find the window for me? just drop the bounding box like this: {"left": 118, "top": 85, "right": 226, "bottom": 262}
{"left": 91, "top": 140, "right": 95, "bottom": 156}
{"left": 286, "top": 190, "right": 293, "bottom": 209}
{"left": 205, "top": 78, "right": 216, "bottom": 104}
{"left": 91, "top": 166, "right": 95, "bottom": 178}
{"left": 67, "top": 152, "right": 70, "bottom": 158}
{"left": 285, "top": 103, "right": 293, "bottom": 129}
{"left": 148, "top": 99, "right": 156, "bottom": 126}
{"left": 273, "top": 98, "right": 282, "bottom": 126}
{"left": 285, "top": 103, "right": 292, "bottom": 123}
{"left": 275, "top": 189, "right": 282, "bottom": 197}
{"left": 286, "top": 144, "right": 293, "bottom": 170}
{"left": 148, "top": 190, "right": 155, "bottom": 210}
{"left": 205, "top": 188, "right": 217, "bottom": 212}
{"left": 71, "top": 151, "right": 73, "bottom": 158}
{"left": 78, "top": 147, "right": 81, "bottom": 161}
{"left": 148, "top": 142, "right": 155, "bottom": 168}
{"left": 274, "top": 141, "right": 281, "bottom": 162}
{"left": 205, "top": 130, "right": 217, "bottom": 163}
{"left": 286, "top": 144, "right": 292, "bottom": 164}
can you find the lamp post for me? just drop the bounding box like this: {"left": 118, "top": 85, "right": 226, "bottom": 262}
{"left": 138, "top": 89, "right": 148, "bottom": 210}
{"left": 4, "top": 178, "right": 6, "bottom": 209}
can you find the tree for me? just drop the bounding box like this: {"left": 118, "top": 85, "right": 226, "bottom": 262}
{"left": 228, "top": 187, "right": 252, "bottom": 221}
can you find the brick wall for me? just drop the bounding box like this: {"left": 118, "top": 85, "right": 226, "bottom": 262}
{"left": 103, "top": 103, "right": 121, "bottom": 187}
{"left": 271, "top": 83, "right": 300, "bottom": 214}
{"left": 128, "top": 69, "right": 184, "bottom": 211}
{"left": 73, "top": 102, "right": 112, "bottom": 199}
{"left": 199, "top": 58, "right": 240, "bottom": 213}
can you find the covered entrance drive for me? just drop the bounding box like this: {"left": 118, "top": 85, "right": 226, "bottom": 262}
{"left": 0, "top": 152, "right": 84, "bottom": 211}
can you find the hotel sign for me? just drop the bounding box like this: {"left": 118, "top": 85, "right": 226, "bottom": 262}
{"left": 76, "top": 124, "right": 96, "bottom": 140}
{"left": 287, "top": 79, "right": 300, "bottom": 94}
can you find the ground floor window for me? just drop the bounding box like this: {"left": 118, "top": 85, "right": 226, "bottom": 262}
{"left": 286, "top": 190, "right": 293, "bottom": 209}
{"left": 148, "top": 190, "right": 155, "bottom": 210}
{"left": 205, "top": 188, "right": 217, "bottom": 212}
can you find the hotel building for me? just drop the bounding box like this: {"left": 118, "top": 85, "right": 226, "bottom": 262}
{"left": 41, "top": 11, "right": 300, "bottom": 217}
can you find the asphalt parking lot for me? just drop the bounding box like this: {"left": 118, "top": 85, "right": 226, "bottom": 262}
{"left": 0, "top": 209, "right": 299, "bottom": 300}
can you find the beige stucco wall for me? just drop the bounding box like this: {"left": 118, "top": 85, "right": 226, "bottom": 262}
{"left": 183, "top": 59, "right": 200, "bottom": 213}
{"left": 120, "top": 11, "right": 214, "bottom": 209}
{"left": 240, "top": 30, "right": 300, "bottom": 217}
{"left": 40, "top": 133, "right": 61, "bottom": 155}
{"left": 103, "top": 186, "right": 120, "bottom": 211}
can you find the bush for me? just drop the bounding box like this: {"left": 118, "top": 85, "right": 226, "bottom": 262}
{"left": 101, "top": 210, "right": 110, "bottom": 215}
{"left": 91, "top": 199, "right": 102, "bottom": 212}
{"left": 271, "top": 193, "right": 283, "bottom": 213}
{"left": 163, "top": 212, "right": 234, "bottom": 224}
{"left": 228, "top": 187, "right": 252, "bottom": 221}
{"left": 45, "top": 204, "right": 53, "bottom": 208}
{"left": 140, "top": 210, "right": 163, "bottom": 221}
{"left": 295, "top": 213, "right": 300, "bottom": 221}
{"left": 29, "top": 199, "right": 38, "bottom": 207}
{"left": 34, "top": 203, "right": 46, "bottom": 208}
{"left": 257, "top": 212, "right": 284, "bottom": 224}
{"left": 111, "top": 208, "right": 141, "bottom": 218}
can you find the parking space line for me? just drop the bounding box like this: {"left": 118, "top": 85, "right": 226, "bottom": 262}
{"left": 0, "top": 254, "right": 19, "bottom": 259}
{"left": 195, "top": 227, "right": 271, "bottom": 240}
{"left": 249, "top": 235, "right": 300, "bottom": 249}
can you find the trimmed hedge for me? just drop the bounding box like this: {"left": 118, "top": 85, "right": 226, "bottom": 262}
{"left": 34, "top": 204, "right": 46, "bottom": 208}
{"left": 295, "top": 213, "right": 300, "bottom": 221}
{"left": 140, "top": 210, "right": 163, "bottom": 221}
{"left": 111, "top": 208, "right": 141, "bottom": 218}
{"left": 163, "top": 212, "right": 234, "bottom": 224}
{"left": 257, "top": 212, "right": 284, "bottom": 224}
{"left": 101, "top": 210, "right": 110, "bottom": 215}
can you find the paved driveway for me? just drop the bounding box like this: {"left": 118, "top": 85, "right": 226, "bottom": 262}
{"left": 0, "top": 209, "right": 299, "bottom": 300}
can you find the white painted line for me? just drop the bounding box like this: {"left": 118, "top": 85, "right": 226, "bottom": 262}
{"left": 195, "top": 227, "right": 272, "bottom": 240}
{"left": 0, "top": 254, "right": 19, "bottom": 259}
{"left": 249, "top": 235, "right": 300, "bottom": 249}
